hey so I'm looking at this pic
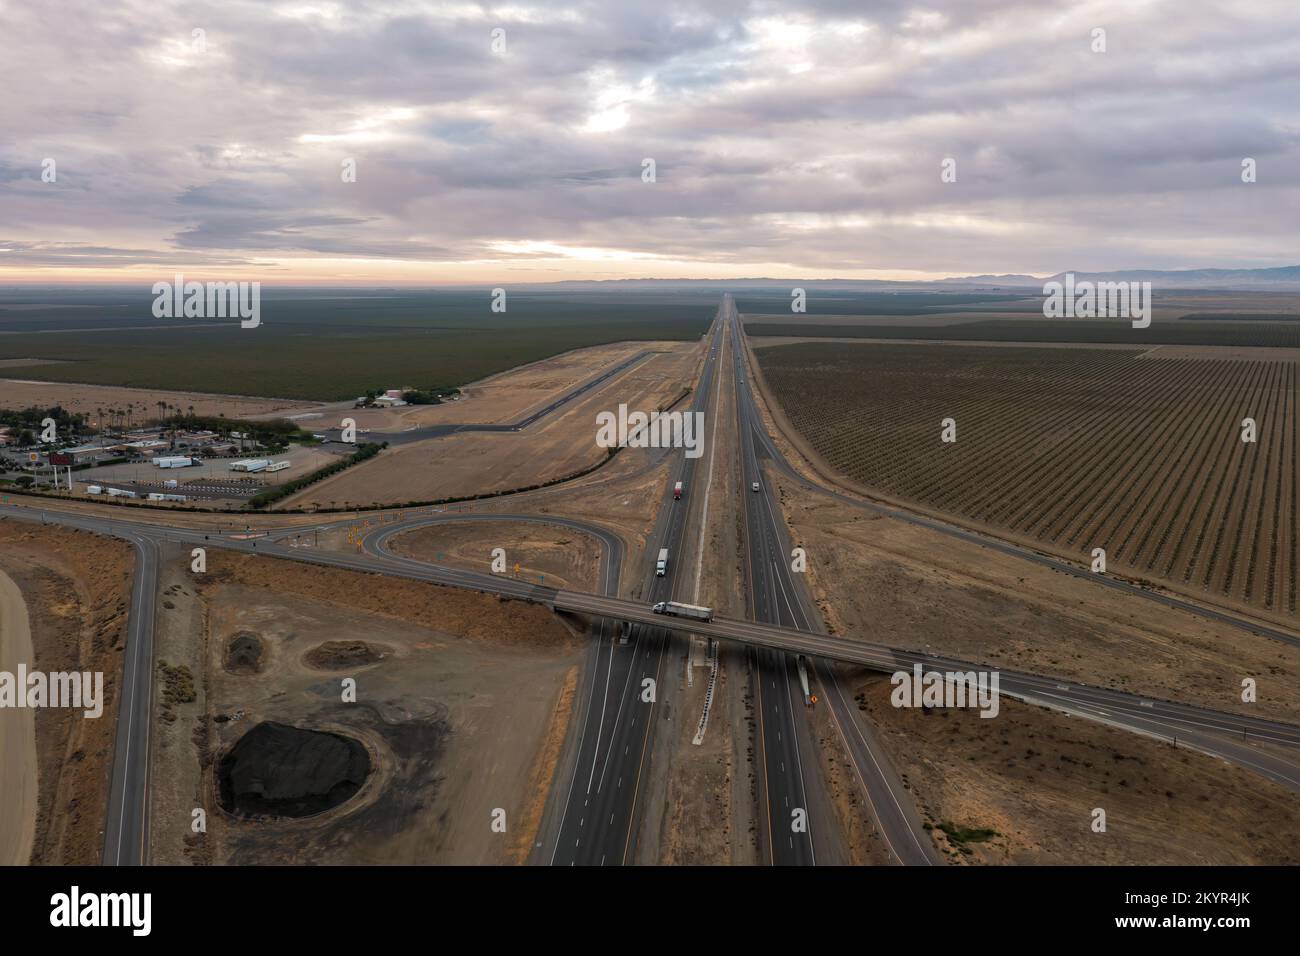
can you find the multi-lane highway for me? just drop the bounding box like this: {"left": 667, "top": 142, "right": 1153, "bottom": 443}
{"left": 528, "top": 314, "right": 725, "bottom": 864}
{"left": 724, "top": 295, "right": 937, "bottom": 865}
{"left": 8, "top": 295, "right": 1300, "bottom": 868}
{"left": 732, "top": 306, "right": 826, "bottom": 865}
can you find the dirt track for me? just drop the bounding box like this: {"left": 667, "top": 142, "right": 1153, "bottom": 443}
{"left": 0, "top": 567, "right": 36, "bottom": 864}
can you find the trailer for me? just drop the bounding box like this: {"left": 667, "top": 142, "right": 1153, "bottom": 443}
{"left": 655, "top": 547, "right": 669, "bottom": 576}
{"left": 652, "top": 601, "right": 713, "bottom": 622}
{"left": 265, "top": 460, "right": 291, "bottom": 473}
{"left": 673, "top": 481, "right": 683, "bottom": 500}
{"left": 230, "top": 458, "right": 269, "bottom": 473}
{"left": 154, "top": 456, "right": 194, "bottom": 468}
{"left": 147, "top": 492, "right": 187, "bottom": 502}
{"left": 163, "top": 479, "right": 179, "bottom": 489}
{"left": 106, "top": 487, "right": 136, "bottom": 498}
{"left": 86, "top": 485, "right": 103, "bottom": 495}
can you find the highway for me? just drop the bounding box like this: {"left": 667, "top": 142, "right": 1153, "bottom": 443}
{"left": 100, "top": 529, "right": 159, "bottom": 867}
{"left": 7, "top": 456, "right": 1300, "bottom": 874}
{"left": 732, "top": 308, "right": 824, "bottom": 865}
{"left": 723, "top": 295, "right": 1300, "bottom": 800}
{"left": 724, "top": 295, "right": 937, "bottom": 865}
{"left": 529, "top": 315, "right": 726, "bottom": 864}
{"left": 8, "top": 296, "right": 1300, "bottom": 867}
{"left": 359, "top": 315, "right": 729, "bottom": 866}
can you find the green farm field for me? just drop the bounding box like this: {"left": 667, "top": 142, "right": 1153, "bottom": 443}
{"left": 0, "top": 288, "right": 715, "bottom": 400}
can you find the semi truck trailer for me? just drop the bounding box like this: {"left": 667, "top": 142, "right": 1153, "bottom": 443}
{"left": 655, "top": 548, "right": 669, "bottom": 575}
{"left": 651, "top": 601, "right": 713, "bottom": 622}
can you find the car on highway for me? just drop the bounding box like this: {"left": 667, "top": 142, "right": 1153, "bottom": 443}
{"left": 751, "top": 481, "right": 760, "bottom": 492}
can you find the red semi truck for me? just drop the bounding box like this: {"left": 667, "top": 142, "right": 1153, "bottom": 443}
{"left": 673, "top": 481, "right": 683, "bottom": 500}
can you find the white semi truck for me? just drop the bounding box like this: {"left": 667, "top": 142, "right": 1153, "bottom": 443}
{"left": 652, "top": 601, "right": 713, "bottom": 622}
{"left": 655, "top": 548, "right": 669, "bottom": 576}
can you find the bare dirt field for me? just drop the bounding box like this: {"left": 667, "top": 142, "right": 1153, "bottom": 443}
{"left": 283, "top": 343, "right": 700, "bottom": 510}
{"left": 0, "top": 379, "right": 312, "bottom": 421}
{"left": 0, "top": 522, "right": 133, "bottom": 864}
{"left": 775, "top": 487, "right": 1300, "bottom": 724}
{"left": 850, "top": 672, "right": 1300, "bottom": 864}
{"left": 484, "top": 450, "right": 681, "bottom": 590}
{"left": 389, "top": 520, "right": 601, "bottom": 592}
{"left": 148, "top": 548, "right": 583, "bottom": 865}
{"left": 0, "top": 567, "right": 36, "bottom": 864}
{"left": 337, "top": 340, "right": 669, "bottom": 433}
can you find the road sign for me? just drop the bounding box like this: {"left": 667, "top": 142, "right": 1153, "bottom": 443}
{"left": 50, "top": 452, "right": 73, "bottom": 466}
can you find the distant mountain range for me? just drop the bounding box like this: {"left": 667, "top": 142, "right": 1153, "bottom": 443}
{"left": 535, "top": 266, "right": 1300, "bottom": 292}
{"left": 936, "top": 266, "right": 1300, "bottom": 290}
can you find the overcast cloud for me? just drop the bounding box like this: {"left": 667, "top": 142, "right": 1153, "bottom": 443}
{"left": 1, "top": 0, "right": 1298, "bottom": 282}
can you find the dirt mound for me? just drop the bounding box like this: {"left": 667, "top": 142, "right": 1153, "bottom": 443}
{"left": 217, "top": 722, "right": 370, "bottom": 819}
{"left": 224, "top": 632, "right": 264, "bottom": 674}
{"left": 303, "top": 640, "right": 389, "bottom": 670}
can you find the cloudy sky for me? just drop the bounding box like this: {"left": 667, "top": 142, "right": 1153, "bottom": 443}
{"left": 2, "top": 0, "right": 1298, "bottom": 284}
